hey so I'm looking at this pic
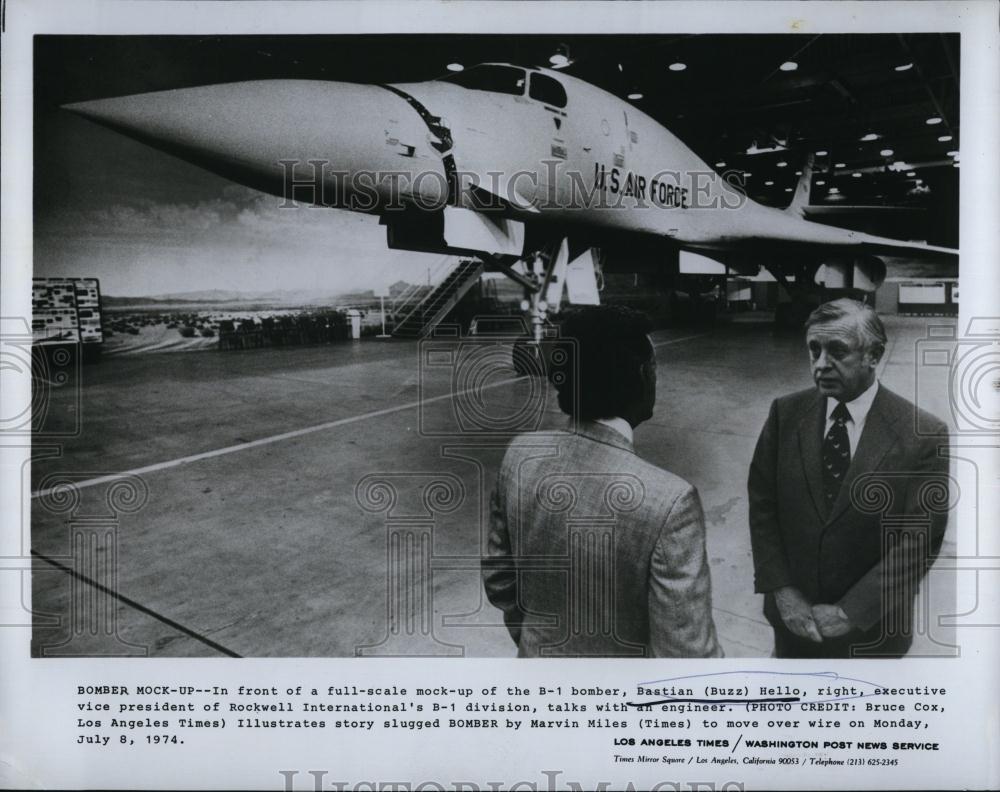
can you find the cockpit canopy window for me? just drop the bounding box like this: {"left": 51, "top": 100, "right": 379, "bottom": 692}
{"left": 439, "top": 65, "right": 526, "bottom": 96}
{"left": 528, "top": 73, "right": 567, "bottom": 109}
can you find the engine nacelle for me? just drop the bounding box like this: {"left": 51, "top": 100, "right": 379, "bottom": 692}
{"left": 814, "top": 254, "right": 887, "bottom": 292}
{"left": 383, "top": 206, "right": 524, "bottom": 260}
{"left": 601, "top": 239, "right": 676, "bottom": 275}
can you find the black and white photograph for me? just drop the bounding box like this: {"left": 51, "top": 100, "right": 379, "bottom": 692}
{"left": 29, "top": 31, "right": 963, "bottom": 659}
{"left": 2, "top": 1, "right": 998, "bottom": 790}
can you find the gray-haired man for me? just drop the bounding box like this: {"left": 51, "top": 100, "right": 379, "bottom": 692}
{"left": 748, "top": 298, "right": 950, "bottom": 658}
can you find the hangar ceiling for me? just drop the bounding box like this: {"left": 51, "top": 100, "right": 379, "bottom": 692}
{"left": 37, "top": 33, "right": 959, "bottom": 245}
{"left": 563, "top": 33, "right": 959, "bottom": 244}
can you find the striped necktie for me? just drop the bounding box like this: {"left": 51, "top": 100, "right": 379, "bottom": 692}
{"left": 822, "top": 402, "right": 852, "bottom": 507}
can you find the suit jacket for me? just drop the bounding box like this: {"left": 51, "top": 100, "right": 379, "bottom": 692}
{"left": 482, "top": 420, "right": 722, "bottom": 658}
{"left": 748, "top": 384, "right": 950, "bottom": 654}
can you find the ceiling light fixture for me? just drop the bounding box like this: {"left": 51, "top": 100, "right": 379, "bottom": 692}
{"left": 816, "top": 180, "right": 826, "bottom": 186}
{"left": 779, "top": 61, "right": 798, "bottom": 72}
{"left": 776, "top": 161, "right": 788, "bottom": 168}
{"left": 906, "top": 171, "right": 916, "bottom": 177}
{"left": 925, "top": 116, "right": 943, "bottom": 125}
{"left": 627, "top": 92, "right": 643, "bottom": 100}
{"left": 937, "top": 134, "right": 953, "bottom": 142}
{"left": 715, "top": 161, "right": 726, "bottom": 168}
{"left": 815, "top": 150, "right": 828, "bottom": 156}
{"left": 895, "top": 62, "right": 913, "bottom": 72}
{"left": 852, "top": 172, "right": 862, "bottom": 178}
{"left": 764, "top": 180, "right": 774, "bottom": 186}
{"left": 745, "top": 142, "right": 788, "bottom": 156}
{"left": 669, "top": 62, "right": 687, "bottom": 72}
{"left": 446, "top": 63, "right": 464, "bottom": 72}
{"left": 860, "top": 132, "right": 879, "bottom": 142}
{"left": 879, "top": 149, "right": 894, "bottom": 157}
{"left": 835, "top": 162, "right": 846, "bottom": 168}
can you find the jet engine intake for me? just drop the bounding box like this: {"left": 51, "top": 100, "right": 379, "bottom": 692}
{"left": 383, "top": 206, "right": 524, "bottom": 260}
{"left": 814, "top": 254, "right": 887, "bottom": 292}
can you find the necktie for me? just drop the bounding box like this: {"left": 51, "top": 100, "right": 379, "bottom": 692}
{"left": 822, "top": 402, "right": 852, "bottom": 507}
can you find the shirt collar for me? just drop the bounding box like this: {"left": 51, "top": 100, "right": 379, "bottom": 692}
{"left": 826, "top": 379, "right": 879, "bottom": 423}
{"left": 594, "top": 416, "right": 634, "bottom": 444}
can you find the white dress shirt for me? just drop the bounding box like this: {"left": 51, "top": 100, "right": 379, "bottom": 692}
{"left": 824, "top": 380, "right": 879, "bottom": 456}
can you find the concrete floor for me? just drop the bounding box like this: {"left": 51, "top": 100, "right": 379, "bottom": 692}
{"left": 28, "top": 314, "right": 959, "bottom": 657}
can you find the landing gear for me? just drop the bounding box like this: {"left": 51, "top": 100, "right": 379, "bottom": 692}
{"left": 516, "top": 255, "right": 554, "bottom": 377}
{"left": 491, "top": 239, "right": 602, "bottom": 377}
{"left": 767, "top": 264, "right": 821, "bottom": 331}
{"left": 490, "top": 243, "right": 562, "bottom": 378}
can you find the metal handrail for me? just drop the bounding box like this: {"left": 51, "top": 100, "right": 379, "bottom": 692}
{"left": 391, "top": 255, "right": 455, "bottom": 315}
{"left": 415, "top": 260, "right": 484, "bottom": 337}
{"left": 393, "top": 257, "right": 463, "bottom": 327}
{"left": 394, "top": 259, "right": 483, "bottom": 337}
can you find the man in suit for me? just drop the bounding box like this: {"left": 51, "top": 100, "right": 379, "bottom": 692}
{"left": 482, "top": 305, "right": 722, "bottom": 657}
{"left": 748, "top": 298, "right": 950, "bottom": 658}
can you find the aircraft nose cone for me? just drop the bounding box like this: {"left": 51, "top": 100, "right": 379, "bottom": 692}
{"left": 63, "top": 80, "right": 425, "bottom": 201}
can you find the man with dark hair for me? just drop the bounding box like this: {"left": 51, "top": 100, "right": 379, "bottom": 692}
{"left": 482, "top": 305, "right": 722, "bottom": 657}
{"left": 748, "top": 298, "right": 950, "bottom": 658}
{"left": 550, "top": 305, "right": 659, "bottom": 425}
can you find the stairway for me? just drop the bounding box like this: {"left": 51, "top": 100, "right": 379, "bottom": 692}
{"left": 392, "top": 259, "right": 485, "bottom": 338}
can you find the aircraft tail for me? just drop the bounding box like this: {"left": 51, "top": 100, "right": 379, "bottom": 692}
{"left": 785, "top": 153, "right": 814, "bottom": 217}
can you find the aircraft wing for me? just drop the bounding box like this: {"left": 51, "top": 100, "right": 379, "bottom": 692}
{"left": 715, "top": 205, "right": 958, "bottom": 263}
{"left": 802, "top": 204, "right": 925, "bottom": 217}
{"left": 733, "top": 155, "right": 958, "bottom": 264}
{"left": 850, "top": 234, "right": 958, "bottom": 263}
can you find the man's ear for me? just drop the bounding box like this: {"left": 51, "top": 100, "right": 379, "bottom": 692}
{"left": 867, "top": 343, "right": 885, "bottom": 367}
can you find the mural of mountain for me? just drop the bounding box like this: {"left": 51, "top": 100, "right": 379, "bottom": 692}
{"left": 103, "top": 286, "right": 415, "bottom": 306}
